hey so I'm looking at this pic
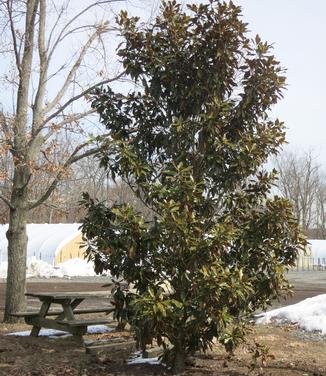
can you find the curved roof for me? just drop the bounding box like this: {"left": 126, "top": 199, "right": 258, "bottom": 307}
{"left": 0, "top": 224, "right": 81, "bottom": 265}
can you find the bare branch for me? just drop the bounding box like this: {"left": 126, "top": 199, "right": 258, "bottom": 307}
{"left": 47, "top": 0, "right": 123, "bottom": 61}
{"left": 28, "top": 140, "right": 111, "bottom": 210}
{"left": 44, "top": 25, "right": 107, "bottom": 114}
{"left": 32, "top": 0, "right": 48, "bottom": 134}
{"left": 15, "top": 0, "right": 40, "bottom": 146}
{"left": 42, "top": 70, "right": 125, "bottom": 127}
{"left": 39, "top": 201, "right": 69, "bottom": 214}
{"left": 49, "top": 23, "right": 117, "bottom": 54}
{"left": 46, "top": 3, "right": 65, "bottom": 52}
{"left": 53, "top": 108, "right": 96, "bottom": 129}
{"left": 0, "top": 193, "right": 14, "bottom": 209}
{"left": 0, "top": 111, "right": 10, "bottom": 136}
{"left": 6, "top": 0, "right": 21, "bottom": 75}
{"left": 68, "top": 144, "right": 106, "bottom": 165}
{"left": 42, "top": 108, "right": 96, "bottom": 142}
{"left": 45, "top": 59, "right": 73, "bottom": 82}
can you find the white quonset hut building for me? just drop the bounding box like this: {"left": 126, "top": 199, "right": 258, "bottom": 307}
{"left": 308, "top": 239, "right": 326, "bottom": 260}
{"left": 1, "top": 224, "right": 326, "bottom": 271}
{"left": 0, "top": 223, "right": 85, "bottom": 266}
{"left": 295, "top": 239, "right": 326, "bottom": 270}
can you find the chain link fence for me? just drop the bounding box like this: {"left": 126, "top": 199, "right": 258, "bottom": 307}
{"left": 293, "top": 256, "right": 326, "bottom": 271}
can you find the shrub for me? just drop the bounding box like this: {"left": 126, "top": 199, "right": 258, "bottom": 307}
{"left": 81, "top": 1, "right": 306, "bottom": 372}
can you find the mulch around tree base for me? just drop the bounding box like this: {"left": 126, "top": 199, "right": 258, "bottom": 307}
{"left": 0, "top": 322, "right": 325, "bottom": 376}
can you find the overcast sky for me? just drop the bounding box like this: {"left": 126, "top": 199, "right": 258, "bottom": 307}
{"left": 125, "top": 0, "right": 326, "bottom": 163}
{"left": 235, "top": 0, "right": 326, "bottom": 163}
{"left": 2, "top": 0, "right": 324, "bottom": 162}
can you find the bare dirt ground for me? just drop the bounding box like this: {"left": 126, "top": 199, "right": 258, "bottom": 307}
{"left": 0, "top": 272, "right": 325, "bottom": 376}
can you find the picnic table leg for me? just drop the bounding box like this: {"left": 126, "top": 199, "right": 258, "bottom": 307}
{"left": 62, "top": 300, "right": 77, "bottom": 321}
{"left": 56, "top": 298, "right": 83, "bottom": 321}
{"left": 59, "top": 299, "right": 85, "bottom": 340}
{"left": 56, "top": 299, "right": 84, "bottom": 342}
{"left": 30, "top": 301, "right": 51, "bottom": 337}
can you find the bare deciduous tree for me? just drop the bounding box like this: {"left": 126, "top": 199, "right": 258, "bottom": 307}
{"left": 314, "top": 176, "right": 326, "bottom": 238}
{"left": 275, "top": 150, "right": 320, "bottom": 232}
{"left": 0, "top": 0, "right": 130, "bottom": 322}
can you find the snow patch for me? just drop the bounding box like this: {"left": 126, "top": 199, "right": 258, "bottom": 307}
{"left": 127, "top": 351, "right": 160, "bottom": 365}
{"left": 256, "top": 294, "right": 326, "bottom": 335}
{"left": 26, "top": 258, "right": 64, "bottom": 278}
{"left": 0, "top": 262, "right": 8, "bottom": 279}
{"left": 56, "top": 258, "right": 98, "bottom": 278}
{"left": 8, "top": 328, "right": 67, "bottom": 337}
{"left": 8, "top": 325, "right": 113, "bottom": 338}
{"left": 87, "top": 325, "right": 114, "bottom": 334}
{"left": 0, "top": 257, "right": 107, "bottom": 278}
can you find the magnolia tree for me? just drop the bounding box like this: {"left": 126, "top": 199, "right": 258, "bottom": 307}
{"left": 82, "top": 1, "right": 306, "bottom": 373}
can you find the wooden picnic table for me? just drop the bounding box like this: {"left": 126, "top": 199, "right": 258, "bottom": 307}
{"left": 11, "top": 291, "right": 115, "bottom": 337}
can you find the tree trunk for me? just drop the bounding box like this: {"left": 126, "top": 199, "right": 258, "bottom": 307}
{"left": 3, "top": 205, "right": 28, "bottom": 322}
{"left": 2, "top": 0, "right": 37, "bottom": 324}
{"left": 3, "top": 169, "right": 29, "bottom": 323}
{"left": 172, "top": 344, "right": 186, "bottom": 374}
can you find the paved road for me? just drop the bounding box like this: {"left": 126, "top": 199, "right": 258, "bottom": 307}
{"left": 0, "top": 271, "right": 325, "bottom": 311}
{"left": 0, "top": 277, "right": 113, "bottom": 310}
{"left": 280, "top": 270, "right": 326, "bottom": 307}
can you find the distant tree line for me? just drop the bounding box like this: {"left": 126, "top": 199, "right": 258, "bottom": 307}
{"left": 0, "top": 141, "right": 151, "bottom": 224}
{"left": 275, "top": 150, "right": 326, "bottom": 238}
{"left": 2, "top": 137, "right": 323, "bottom": 242}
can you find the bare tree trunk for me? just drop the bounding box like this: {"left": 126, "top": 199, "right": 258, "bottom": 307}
{"left": 2, "top": 0, "right": 38, "bottom": 322}
{"left": 3, "top": 169, "right": 29, "bottom": 322}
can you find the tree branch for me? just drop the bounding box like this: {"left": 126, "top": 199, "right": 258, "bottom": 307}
{"left": 44, "top": 26, "right": 107, "bottom": 114}
{"left": 28, "top": 141, "right": 111, "bottom": 210}
{"left": 42, "top": 108, "right": 96, "bottom": 143}
{"left": 41, "top": 71, "right": 125, "bottom": 128}
{"left": 0, "top": 193, "right": 14, "bottom": 210}
{"left": 46, "top": 3, "right": 65, "bottom": 52}
{"left": 47, "top": 0, "right": 123, "bottom": 62}
{"left": 38, "top": 201, "right": 69, "bottom": 215}
{"left": 6, "top": 0, "right": 21, "bottom": 75}
{"left": 0, "top": 111, "right": 10, "bottom": 136}
{"left": 32, "top": 0, "right": 48, "bottom": 134}
{"left": 14, "top": 0, "right": 40, "bottom": 148}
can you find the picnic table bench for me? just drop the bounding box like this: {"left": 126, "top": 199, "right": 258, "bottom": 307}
{"left": 10, "top": 291, "right": 115, "bottom": 337}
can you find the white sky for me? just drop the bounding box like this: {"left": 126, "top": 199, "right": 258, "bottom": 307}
{"left": 125, "top": 0, "right": 326, "bottom": 162}
{"left": 235, "top": 0, "right": 326, "bottom": 162}
{"left": 2, "top": 0, "right": 324, "bottom": 162}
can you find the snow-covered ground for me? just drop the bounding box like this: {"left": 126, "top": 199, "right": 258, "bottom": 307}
{"left": 0, "top": 257, "right": 106, "bottom": 279}
{"left": 8, "top": 324, "right": 114, "bottom": 338}
{"left": 127, "top": 352, "right": 160, "bottom": 365}
{"left": 257, "top": 294, "right": 326, "bottom": 335}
